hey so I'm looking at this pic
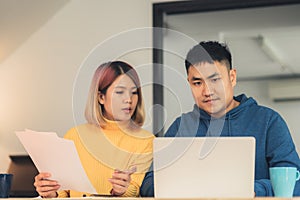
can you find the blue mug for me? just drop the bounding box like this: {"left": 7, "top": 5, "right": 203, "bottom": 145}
{"left": 269, "top": 167, "right": 300, "bottom": 197}
{"left": 0, "top": 174, "right": 13, "bottom": 198}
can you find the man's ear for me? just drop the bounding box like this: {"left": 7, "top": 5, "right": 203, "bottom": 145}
{"left": 230, "top": 69, "right": 237, "bottom": 86}
{"left": 98, "top": 92, "right": 105, "bottom": 105}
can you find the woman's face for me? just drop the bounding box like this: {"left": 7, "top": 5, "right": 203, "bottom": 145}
{"left": 99, "top": 74, "right": 138, "bottom": 122}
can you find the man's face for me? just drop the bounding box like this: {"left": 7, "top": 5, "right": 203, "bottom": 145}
{"left": 187, "top": 61, "right": 237, "bottom": 118}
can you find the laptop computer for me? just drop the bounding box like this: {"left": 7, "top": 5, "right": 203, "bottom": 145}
{"left": 7, "top": 155, "right": 39, "bottom": 197}
{"left": 153, "top": 137, "right": 255, "bottom": 198}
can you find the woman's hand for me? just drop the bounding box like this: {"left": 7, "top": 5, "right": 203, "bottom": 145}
{"left": 108, "top": 167, "right": 137, "bottom": 196}
{"left": 34, "top": 172, "right": 60, "bottom": 198}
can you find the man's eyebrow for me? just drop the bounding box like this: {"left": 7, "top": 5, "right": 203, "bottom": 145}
{"left": 191, "top": 72, "right": 220, "bottom": 81}
{"left": 207, "top": 72, "right": 220, "bottom": 79}
{"left": 191, "top": 77, "right": 202, "bottom": 81}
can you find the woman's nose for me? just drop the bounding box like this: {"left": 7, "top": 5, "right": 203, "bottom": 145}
{"left": 124, "top": 92, "right": 132, "bottom": 103}
{"left": 124, "top": 98, "right": 132, "bottom": 103}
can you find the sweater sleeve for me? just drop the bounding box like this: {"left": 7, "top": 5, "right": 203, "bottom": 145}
{"left": 57, "top": 190, "right": 70, "bottom": 198}
{"left": 121, "top": 180, "right": 140, "bottom": 197}
{"left": 123, "top": 131, "right": 154, "bottom": 197}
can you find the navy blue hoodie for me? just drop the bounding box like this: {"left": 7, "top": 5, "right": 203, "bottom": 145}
{"left": 140, "top": 94, "right": 300, "bottom": 196}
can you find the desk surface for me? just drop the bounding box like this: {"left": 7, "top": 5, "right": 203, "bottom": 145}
{"left": 5, "top": 198, "right": 300, "bottom": 200}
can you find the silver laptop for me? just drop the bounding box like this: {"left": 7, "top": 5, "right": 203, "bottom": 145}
{"left": 153, "top": 137, "right": 255, "bottom": 198}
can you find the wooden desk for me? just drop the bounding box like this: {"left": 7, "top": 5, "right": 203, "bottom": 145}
{"left": 6, "top": 198, "right": 300, "bottom": 200}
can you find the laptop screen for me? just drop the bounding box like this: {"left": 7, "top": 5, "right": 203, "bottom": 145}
{"left": 7, "top": 155, "right": 39, "bottom": 197}
{"left": 153, "top": 137, "right": 255, "bottom": 198}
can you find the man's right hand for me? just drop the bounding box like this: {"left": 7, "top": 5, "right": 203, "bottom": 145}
{"left": 34, "top": 172, "right": 60, "bottom": 198}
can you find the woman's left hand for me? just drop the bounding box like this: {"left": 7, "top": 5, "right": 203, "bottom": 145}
{"left": 108, "top": 167, "right": 137, "bottom": 196}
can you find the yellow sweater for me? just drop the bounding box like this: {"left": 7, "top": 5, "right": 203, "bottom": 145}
{"left": 57, "top": 121, "right": 154, "bottom": 197}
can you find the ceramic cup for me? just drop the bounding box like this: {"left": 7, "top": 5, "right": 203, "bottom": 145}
{"left": 269, "top": 167, "right": 300, "bottom": 197}
{"left": 0, "top": 174, "right": 13, "bottom": 198}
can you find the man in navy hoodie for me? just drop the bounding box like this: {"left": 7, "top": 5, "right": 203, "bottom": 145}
{"left": 141, "top": 41, "right": 300, "bottom": 197}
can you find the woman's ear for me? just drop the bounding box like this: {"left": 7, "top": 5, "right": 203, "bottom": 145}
{"left": 98, "top": 92, "right": 105, "bottom": 105}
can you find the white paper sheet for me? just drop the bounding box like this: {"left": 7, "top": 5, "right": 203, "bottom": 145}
{"left": 16, "top": 129, "right": 97, "bottom": 194}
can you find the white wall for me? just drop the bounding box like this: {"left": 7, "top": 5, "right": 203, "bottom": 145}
{"left": 0, "top": 0, "right": 157, "bottom": 172}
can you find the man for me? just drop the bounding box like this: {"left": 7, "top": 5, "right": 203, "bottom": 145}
{"left": 141, "top": 41, "right": 300, "bottom": 196}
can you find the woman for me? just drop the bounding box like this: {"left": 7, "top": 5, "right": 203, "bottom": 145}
{"left": 34, "top": 61, "right": 154, "bottom": 197}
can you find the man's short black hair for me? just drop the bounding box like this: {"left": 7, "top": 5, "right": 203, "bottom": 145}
{"left": 185, "top": 41, "right": 232, "bottom": 73}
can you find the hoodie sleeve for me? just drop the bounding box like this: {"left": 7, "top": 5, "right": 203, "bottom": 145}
{"left": 165, "top": 118, "right": 181, "bottom": 137}
{"left": 264, "top": 113, "right": 300, "bottom": 196}
{"left": 140, "top": 164, "right": 154, "bottom": 197}
{"left": 255, "top": 179, "right": 273, "bottom": 196}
